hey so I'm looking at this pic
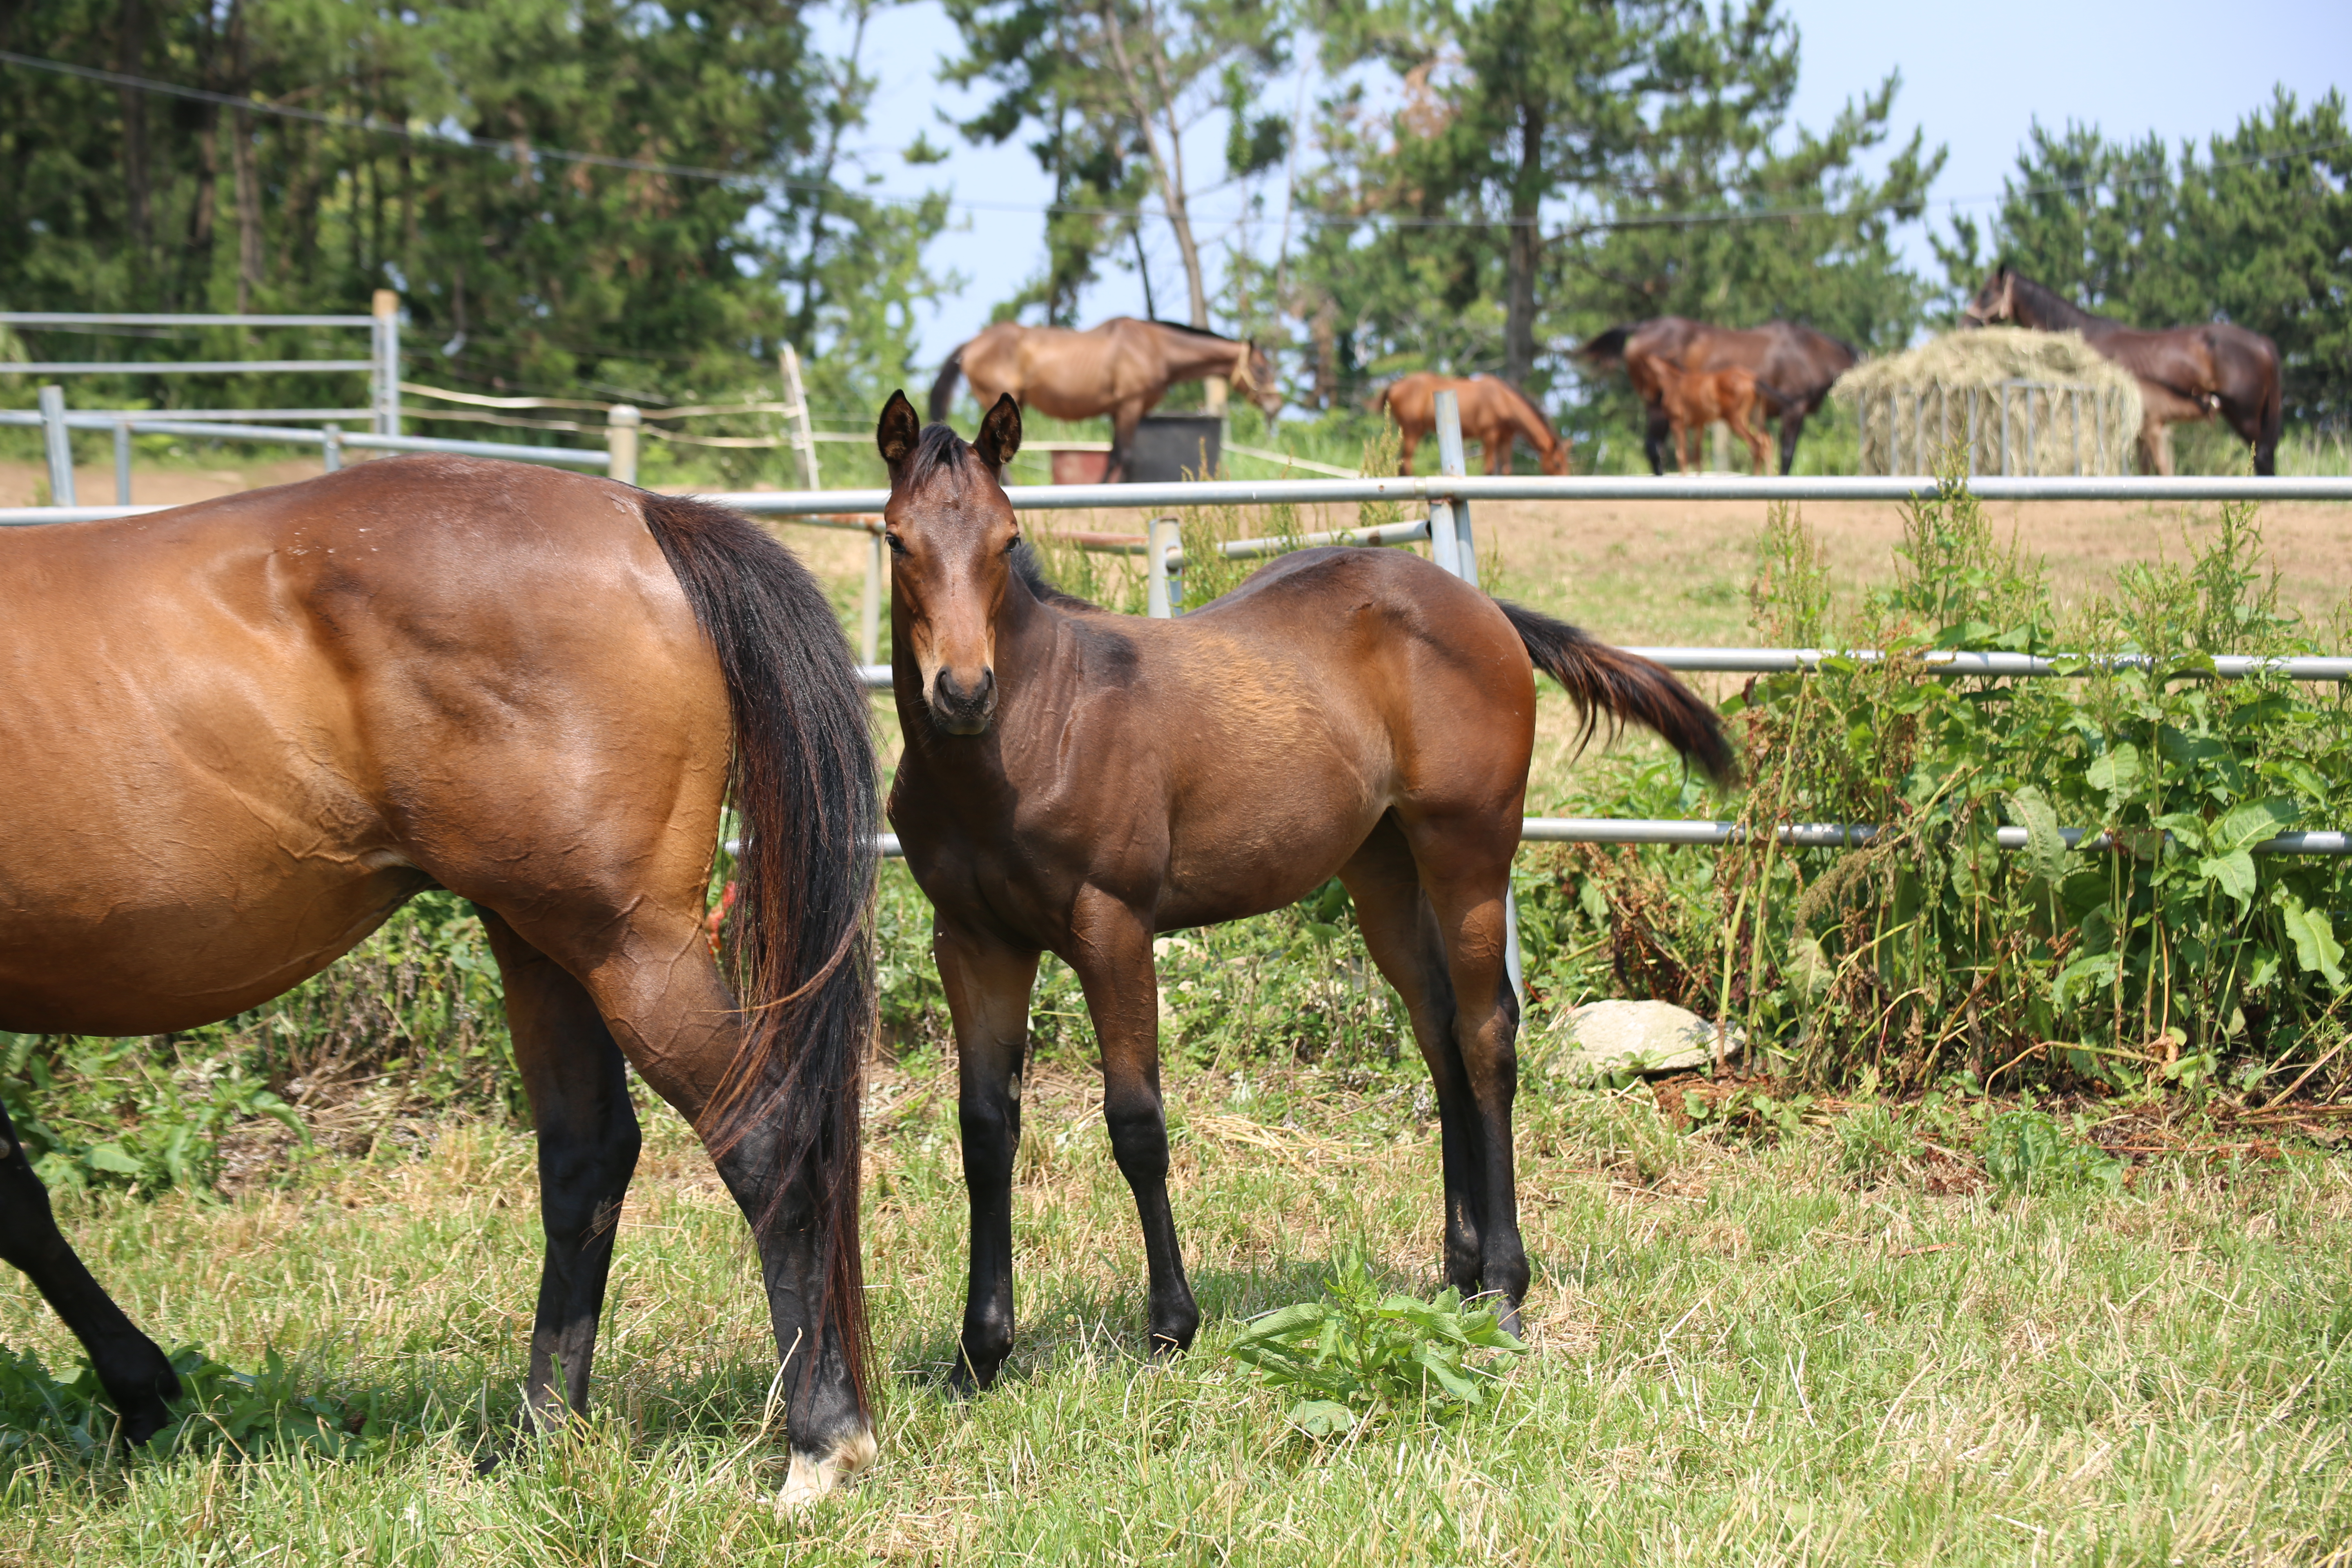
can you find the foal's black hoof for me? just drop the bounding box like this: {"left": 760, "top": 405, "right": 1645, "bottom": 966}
{"left": 948, "top": 1346, "right": 1006, "bottom": 1395}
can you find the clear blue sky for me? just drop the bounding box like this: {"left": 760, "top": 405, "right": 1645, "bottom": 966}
{"left": 819, "top": 0, "right": 2348, "bottom": 365}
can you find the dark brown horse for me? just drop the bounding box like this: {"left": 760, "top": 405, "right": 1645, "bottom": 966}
{"left": 872, "top": 390, "right": 1733, "bottom": 1386}
{"left": 1580, "top": 317, "right": 1857, "bottom": 475}
{"left": 0, "top": 460, "right": 878, "bottom": 1507}
{"left": 1962, "top": 266, "right": 2283, "bottom": 476}
{"left": 929, "top": 317, "right": 1282, "bottom": 482}
{"left": 1377, "top": 372, "right": 1572, "bottom": 475}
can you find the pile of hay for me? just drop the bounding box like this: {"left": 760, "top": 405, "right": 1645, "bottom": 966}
{"left": 1832, "top": 327, "right": 2143, "bottom": 476}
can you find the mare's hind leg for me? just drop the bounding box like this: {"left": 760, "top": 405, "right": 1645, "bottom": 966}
{"left": 933, "top": 919, "right": 1041, "bottom": 1390}
{"left": 1064, "top": 886, "right": 1199, "bottom": 1358}
{"left": 0, "top": 1104, "right": 180, "bottom": 1440}
{"left": 1339, "top": 817, "right": 1486, "bottom": 1295}
{"left": 478, "top": 910, "right": 642, "bottom": 1431}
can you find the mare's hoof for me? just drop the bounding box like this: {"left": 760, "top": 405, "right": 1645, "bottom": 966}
{"left": 1146, "top": 1319, "right": 1199, "bottom": 1360}
{"left": 109, "top": 1357, "right": 183, "bottom": 1445}
{"left": 949, "top": 1333, "right": 1009, "bottom": 1394}
{"left": 778, "top": 1425, "right": 877, "bottom": 1516}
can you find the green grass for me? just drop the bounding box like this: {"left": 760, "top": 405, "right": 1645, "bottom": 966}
{"left": 4, "top": 1058, "right": 2348, "bottom": 1564}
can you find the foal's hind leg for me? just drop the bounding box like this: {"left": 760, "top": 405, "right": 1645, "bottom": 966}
{"left": 1339, "top": 817, "right": 1488, "bottom": 1296}
{"left": 0, "top": 1103, "right": 180, "bottom": 1440}
{"left": 479, "top": 910, "right": 643, "bottom": 1431}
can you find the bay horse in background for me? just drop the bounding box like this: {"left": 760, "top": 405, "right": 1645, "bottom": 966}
{"left": 1650, "top": 361, "right": 1784, "bottom": 474}
{"left": 1580, "top": 316, "right": 1857, "bottom": 474}
{"left": 1963, "top": 266, "right": 2283, "bottom": 476}
{"left": 0, "top": 461, "right": 879, "bottom": 1509}
{"left": 1377, "top": 372, "right": 1572, "bottom": 475}
{"left": 872, "top": 390, "right": 1733, "bottom": 1388}
{"left": 929, "top": 317, "right": 1283, "bottom": 481}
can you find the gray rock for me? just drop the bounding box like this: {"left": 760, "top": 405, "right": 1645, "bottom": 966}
{"left": 1539, "top": 999, "right": 1744, "bottom": 1083}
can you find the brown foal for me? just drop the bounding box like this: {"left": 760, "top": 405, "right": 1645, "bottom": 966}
{"left": 0, "top": 459, "right": 877, "bottom": 1505}
{"left": 875, "top": 391, "right": 1734, "bottom": 1387}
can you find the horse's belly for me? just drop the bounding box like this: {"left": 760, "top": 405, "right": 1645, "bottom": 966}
{"left": 0, "top": 819, "right": 425, "bottom": 1035}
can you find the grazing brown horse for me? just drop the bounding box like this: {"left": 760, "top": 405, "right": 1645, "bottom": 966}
{"left": 1649, "top": 361, "right": 1783, "bottom": 474}
{"left": 1962, "top": 266, "right": 2283, "bottom": 476}
{"left": 929, "top": 317, "right": 1282, "bottom": 482}
{"left": 1377, "top": 372, "right": 1572, "bottom": 476}
{"left": 872, "top": 390, "right": 1733, "bottom": 1387}
{"left": 0, "top": 460, "right": 878, "bottom": 1507}
{"left": 1580, "top": 317, "right": 1857, "bottom": 475}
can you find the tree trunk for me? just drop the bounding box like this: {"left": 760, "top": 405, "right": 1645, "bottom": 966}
{"left": 115, "top": 0, "right": 151, "bottom": 258}
{"left": 228, "top": 0, "right": 261, "bottom": 312}
{"left": 1502, "top": 101, "right": 1545, "bottom": 385}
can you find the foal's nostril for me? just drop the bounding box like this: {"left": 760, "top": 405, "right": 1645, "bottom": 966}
{"left": 932, "top": 666, "right": 997, "bottom": 722}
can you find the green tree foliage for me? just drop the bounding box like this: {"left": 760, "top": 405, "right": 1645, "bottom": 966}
{"left": 938, "top": 0, "right": 1290, "bottom": 332}
{"left": 1936, "top": 90, "right": 2352, "bottom": 426}
{"left": 1285, "top": 0, "right": 1941, "bottom": 416}
{"left": 0, "top": 0, "right": 947, "bottom": 422}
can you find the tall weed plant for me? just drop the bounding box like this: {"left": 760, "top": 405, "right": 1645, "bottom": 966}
{"left": 1548, "top": 466, "right": 2352, "bottom": 1100}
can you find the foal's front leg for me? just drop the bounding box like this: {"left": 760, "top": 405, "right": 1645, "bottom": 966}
{"left": 935, "top": 920, "right": 1041, "bottom": 1390}
{"left": 1065, "top": 889, "right": 1199, "bottom": 1357}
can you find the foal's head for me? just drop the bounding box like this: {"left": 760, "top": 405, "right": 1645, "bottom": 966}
{"left": 876, "top": 389, "right": 1025, "bottom": 736}
{"left": 1962, "top": 265, "right": 2017, "bottom": 327}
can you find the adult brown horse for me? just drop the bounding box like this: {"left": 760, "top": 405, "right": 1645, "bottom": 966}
{"left": 1579, "top": 317, "right": 1857, "bottom": 475}
{"left": 928, "top": 317, "right": 1282, "bottom": 482}
{"left": 1961, "top": 266, "right": 2283, "bottom": 476}
{"left": 0, "top": 459, "right": 878, "bottom": 1507}
{"left": 1377, "top": 372, "right": 1572, "bottom": 475}
{"left": 872, "top": 390, "right": 1733, "bottom": 1388}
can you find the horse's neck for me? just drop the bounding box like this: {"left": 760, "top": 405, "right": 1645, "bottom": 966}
{"left": 1499, "top": 392, "right": 1553, "bottom": 449}
{"left": 2013, "top": 279, "right": 2109, "bottom": 336}
{"left": 1150, "top": 324, "right": 1240, "bottom": 375}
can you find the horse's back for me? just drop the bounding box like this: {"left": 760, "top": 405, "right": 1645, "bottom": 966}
{"left": 0, "top": 459, "right": 725, "bottom": 1034}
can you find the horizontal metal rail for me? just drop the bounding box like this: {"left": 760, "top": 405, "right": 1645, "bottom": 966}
{"left": 0, "top": 360, "right": 378, "bottom": 374}
{"left": 806, "top": 824, "right": 2352, "bottom": 862}
{"left": 0, "top": 407, "right": 376, "bottom": 424}
{"left": 1520, "top": 817, "right": 2352, "bottom": 855}
{"left": 0, "top": 312, "right": 372, "bottom": 327}
{"left": 1628, "top": 647, "right": 2352, "bottom": 680}
{"left": 704, "top": 474, "right": 2352, "bottom": 516}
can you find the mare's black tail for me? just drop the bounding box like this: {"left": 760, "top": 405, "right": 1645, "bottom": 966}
{"left": 641, "top": 493, "right": 879, "bottom": 1417}
{"left": 928, "top": 345, "right": 967, "bottom": 423}
{"left": 1498, "top": 601, "right": 1738, "bottom": 785}
{"left": 1578, "top": 325, "right": 1635, "bottom": 365}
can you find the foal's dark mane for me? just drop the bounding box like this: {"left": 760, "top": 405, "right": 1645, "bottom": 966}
{"left": 1011, "top": 541, "right": 1101, "bottom": 611}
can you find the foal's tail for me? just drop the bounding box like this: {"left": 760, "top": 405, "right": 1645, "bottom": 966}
{"left": 1499, "top": 601, "right": 1739, "bottom": 785}
{"left": 642, "top": 493, "right": 879, "bottom": 1417}
{"left": 928, "top": 343, "right": 967, "bottom": 423}
{"left": 2254, "top": 357, "right": 2284, "bottom": 477}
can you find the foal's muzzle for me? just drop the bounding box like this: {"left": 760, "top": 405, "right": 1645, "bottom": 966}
{"left": 929, "top": 667, "right": 997, "bottom": 735}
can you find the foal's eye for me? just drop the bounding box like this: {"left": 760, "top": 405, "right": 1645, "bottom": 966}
{"left": 1004, "top": 533, "right": 1022, "bottom": 555}
{"left": 885, "top": 532, "right": 908, "bottom": 557}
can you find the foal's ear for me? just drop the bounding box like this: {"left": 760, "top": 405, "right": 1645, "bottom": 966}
{"left": 975, "top": 393, "right": 1023, "bottom": 470}
{"left": 876, "top": 390, "right": 921, "bottom": 472}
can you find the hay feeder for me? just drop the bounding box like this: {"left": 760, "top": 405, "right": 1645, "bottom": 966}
{"left": 1832, "top": 328, "right": 2142, "bottom": 477}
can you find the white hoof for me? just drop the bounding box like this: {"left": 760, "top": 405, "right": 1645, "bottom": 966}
{"left": 777, "top": 1426, "right": 878, "bottom": 1515}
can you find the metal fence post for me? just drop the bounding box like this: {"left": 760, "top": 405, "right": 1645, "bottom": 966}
{"left": 322, "top": 424, "right": 343, "bottom": 472}
{"left": 860, "top": 526, "right": 882, "bottom": 665}
{"left": 38, "top": 385, "right": 75, "bottom": 507}
{"left": 1432, "top": 387, "right": 1520, "bottom": 1001}
{"left": 113, "top": 419, "right": 132, "bottom": 503}
{"left": 1146, "top": 516, "right": 1182, "bottom": 618}
{"left": 372, "top": 290, "right": 401, "bottom": 437}
{"left": 1428, "top": 390, "right": 1466, "bottom": 575}
{"left": 606, "top": 405, "right": 641, "bottom": 486}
